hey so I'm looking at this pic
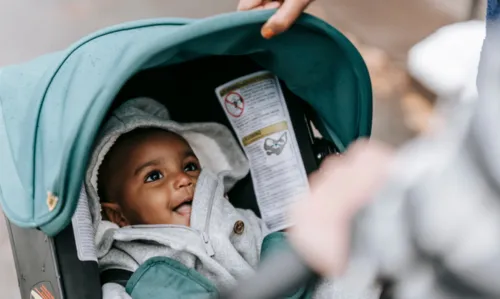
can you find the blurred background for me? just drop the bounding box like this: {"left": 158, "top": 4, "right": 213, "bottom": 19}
{"left": 0, "top": 0, "right": 486, "bottom": 298}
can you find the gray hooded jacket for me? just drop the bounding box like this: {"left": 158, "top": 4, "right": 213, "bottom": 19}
{"left": 84, "top": 98, "right": 269, "bottom": 298}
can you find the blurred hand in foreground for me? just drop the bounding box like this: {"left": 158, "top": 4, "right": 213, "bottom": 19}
{"left": 237, "top": 0, "right": 315, "bottom": 39}
{"left": 288, "top": 140, "right": 395, "bottom": 277}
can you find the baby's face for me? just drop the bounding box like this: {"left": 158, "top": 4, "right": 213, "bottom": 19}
{"left": 99, "top": 129, "right": 200, "bottom": 227}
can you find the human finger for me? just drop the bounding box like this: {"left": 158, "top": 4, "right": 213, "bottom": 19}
{"left": 238, "top": 0, "right": 264, "bottom": 11}
{"left": 261, "top": 0, "right": 313, "bottom": 39}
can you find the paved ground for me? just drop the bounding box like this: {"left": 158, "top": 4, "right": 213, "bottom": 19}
{"left": 0, "top": 0, "right": 476, "bottom": 297}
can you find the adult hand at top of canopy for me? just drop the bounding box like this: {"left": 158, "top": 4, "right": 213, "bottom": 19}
{"left": 237, "top": 0, "right": 315, "bottom": 39}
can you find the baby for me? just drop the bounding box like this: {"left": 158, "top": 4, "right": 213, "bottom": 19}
{"left": 84, "top": 98, "right": 315, "bottom": 299}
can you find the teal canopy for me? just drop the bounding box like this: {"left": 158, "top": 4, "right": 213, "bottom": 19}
{"left": 0, "top": 10, "right": 371, "bottom": 236}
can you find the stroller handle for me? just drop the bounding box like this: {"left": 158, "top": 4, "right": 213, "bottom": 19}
{"left": 219, "top": 247, "right": 316, "bottom": 299}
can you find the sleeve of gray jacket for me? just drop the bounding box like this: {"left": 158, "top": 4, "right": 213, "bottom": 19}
{"left": 349, "top": 135, "right": 500, "bottom": 299}
{"left": 102, "top": 283, "right": 132, "bottom": 299}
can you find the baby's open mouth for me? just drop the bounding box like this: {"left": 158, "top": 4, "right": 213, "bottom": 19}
{"left": 174, "top": 198, "right": 193, "bottom": 216}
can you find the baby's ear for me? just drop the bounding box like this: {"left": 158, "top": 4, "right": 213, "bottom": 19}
{"left": 101, "top": 202, "right": 130, "bottom": 227}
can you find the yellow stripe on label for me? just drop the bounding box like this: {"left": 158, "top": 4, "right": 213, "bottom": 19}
{"left": 242, "top": 122, "right": 288, "bottom": 146}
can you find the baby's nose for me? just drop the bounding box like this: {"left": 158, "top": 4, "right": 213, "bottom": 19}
{"left": 174, "top": 172, "right": 193, "bottom": 189}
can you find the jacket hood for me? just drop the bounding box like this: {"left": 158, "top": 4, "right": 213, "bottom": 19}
{"left": 84, "top": 97, "right": 250, "bottom": 231}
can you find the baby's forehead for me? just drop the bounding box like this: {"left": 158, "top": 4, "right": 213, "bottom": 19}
{"left": 118, "top": 128, "right": 189, "bottom": 147}
{"left": 105, "top": 128, "right": 193, "bottom": 164}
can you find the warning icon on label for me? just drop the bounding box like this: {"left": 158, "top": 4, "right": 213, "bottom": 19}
{"left": 224, "top": 92, "right": 245, "bottom": 118}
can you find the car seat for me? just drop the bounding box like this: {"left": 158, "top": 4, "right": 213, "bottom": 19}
{"left": 0, "top": 11, "right": 371, "bottom": 299}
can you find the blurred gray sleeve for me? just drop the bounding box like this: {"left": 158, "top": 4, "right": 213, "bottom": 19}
{"left": 350, "top": 58, "right": 500, "bottom": 299}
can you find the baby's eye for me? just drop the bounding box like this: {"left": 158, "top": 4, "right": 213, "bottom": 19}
{"left": 184, "top": 162, "right": 199, "bottom": 172}
{"left": 145, "top": 171, "right": 164, "bottom": 183}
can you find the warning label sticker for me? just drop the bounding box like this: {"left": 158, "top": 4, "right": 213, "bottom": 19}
{"left": 215, "top": 71, "right": 309, "bottom": 232}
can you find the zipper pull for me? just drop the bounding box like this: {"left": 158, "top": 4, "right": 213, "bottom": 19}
{"left": 202, "top": 232, "right": 215, "bottom": 257}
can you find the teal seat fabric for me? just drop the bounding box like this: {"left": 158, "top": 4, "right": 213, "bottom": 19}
{"left": 0, "top": 10, "right": 372, "bottom": 236}
{"left": 125, "top": 257, "right": 219, "bottom": 299}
